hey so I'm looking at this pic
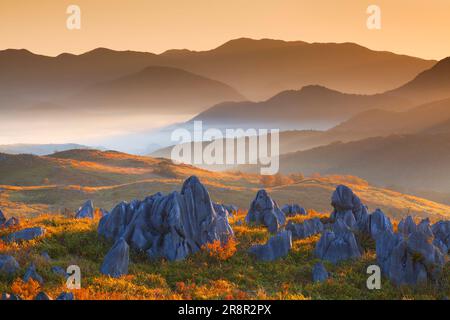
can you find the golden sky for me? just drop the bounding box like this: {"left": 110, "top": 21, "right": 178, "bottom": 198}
{"left": 0, "top": 0, "right": 449, "bottom": 60}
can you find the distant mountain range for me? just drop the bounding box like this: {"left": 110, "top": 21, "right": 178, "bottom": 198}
{"left": 66, "top": 66, "right": 244, "bottom": 113}
{"left": 189, "top": 55, "right": 450, "bottom": 130}
{"left": 0, "top": 38, "right": 435, "bottom": 113}
{"left": 0, "top": 143, "right": 92, "bottom": 156}
{"left": 275, "top": 132, "right": 450, "bottom": 196}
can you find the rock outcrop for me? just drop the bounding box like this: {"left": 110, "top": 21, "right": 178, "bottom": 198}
{"left": 245, "top": 190, "right": 286, "bottom": 233}
{"left": 56, "top": 292, "right": 74, "bottom": 300}
{"left": 6, "top": 227, "right": 45, "bottom": 242}
{"left": 286, "top": 218, "right": 324, "bottom": 240}
{"left": 35, "top": 292, "right": 52, "bottom": 300}
{"left": 376, "top": 218, "right": 446, "bottom": 286}
{"left": 98, "top": 176, "right": 234, "bottom": 261}
{"left": 3, "top": 217, "right": 20, "bottom": 228}
{"left": 398, "top": 216, "right": 417, "bottom": 235}
{"left": 368, "top": 209, "right": 393, "bottom": 239}
{"left": 0, "top": 209, "right": 6, "bottom": 225}
{"left": 281, "top": 204, "right": 307, "bottom": 216}
{"left": 315, "top": 220, "right": 361, "bottom": 264}
{"left": 100, "top": 238, "right": 130, "bottom": 278}
{"left": 23, "top": 263, "right": 44, "bottom": 284}
{"left": 248, "top": 230, "right": 292, "bottom": 261}
{"left": 312, "top": 262, "right": 329, "bottom": 283}
{"left": 330, "top": 185, "right": 369, "bottom": 232}
{"left": 0, "top": 255, "right": 20, "bottom": 275}
{"left": 75, "top": 200, "right": 94, "bottom": 219}
{"left": 1, "top": 293, "right": 21, "bottom": 300}
{"left": 432, "top": 220, "right": 450, "bottom": 253}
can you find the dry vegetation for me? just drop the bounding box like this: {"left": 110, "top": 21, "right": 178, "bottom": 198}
{"left": 0, "top": 210, "right": 449, "bottom": 300}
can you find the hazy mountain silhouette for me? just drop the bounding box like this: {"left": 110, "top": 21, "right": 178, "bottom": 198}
{"left": 159, "top": 38, "right": 436, "bottom": 99}
{"left": 388, "top": 57, "right": 450, "bottom": 104}
{"left": 276, "top": 132, "right": 450, "bottom": 194}
{"left": 66, "top": 66, "right": 244, "bottom": 113}
{"left": 331, "top": 97, "right": 450, "bottom": 137}
{"left": 0, "top": 38, "right": 435, "bottom": 108}
{"left": 0, "top": 143, "right": 92, "bottom": 156}
{"left": 190, "top": 85, "right": 412, "bottom": 130}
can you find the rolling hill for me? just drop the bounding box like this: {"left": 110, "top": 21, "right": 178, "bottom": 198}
{"left": 0, "top": 149, "right": 449, "bottom": 222}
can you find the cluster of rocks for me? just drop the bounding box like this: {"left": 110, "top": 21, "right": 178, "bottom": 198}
{"left": 312, "top": 184, "right": 450, "bottom": 287}
{"left": 376, "top": 216, "right": 447, "bottom": 286}
{"left": 286, "top": 218, "right": 323, "bottom": 240}
{"left": 97, "top": 176, "right": 234, "bottom": 277}
{"left": 0, "top": 248, "right": 75, "bottom": 300}
{"left": 245, "top": 190, "right": 286, "bottom": 233}
{"left": 0, "top": 209, "right": 20, "bottom": 229}
{"left": 281, "top": 204, "right": 307, "bottom": 216}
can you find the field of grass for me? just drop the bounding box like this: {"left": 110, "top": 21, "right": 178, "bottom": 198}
{"left": 0, "top": 210, "right": 449, "bottom": 300}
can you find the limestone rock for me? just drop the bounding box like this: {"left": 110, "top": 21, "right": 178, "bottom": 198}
{"left": 432, "top": 220, "right": 450, "bottom": 251}
{"left": 4, "top": 217, "right": 20, "bottom": 228}
{"left": 100, "top": 238, "right": 130, "bottom": 278}
{"left": 376, "top": 218, "right": 446, "bottom": 286}
{"left": 0, "top": 255, "right": 20, "bottom": 275}
{"left": 286, "top": 218, "right": 323, "bottom": 240}
{"left": 23, "top": 263, "right": 44, "bottom": 284}
{"left": 315, "top": 220, "right": 361, "bottom": 264}
{"left": 56, "top": 292, "right": 74, "bottom": 300}
{"left": 330, "top": 185, "right": 369, "bottom": 232}
{"left": 398, "top": 216, "right": 417, "bottom": 235}
{"left": 245, "top": 190, "right": 286, "bottom": 233}
{"left": 75, "top": 200, "right": 94, "bottom": 219}
{"left": 35, "top": 292, "right": 52, "bottom": 300}
{"left": 0, "top": 209, "right": 6, "bottom": 225}
{"left": 312, "top": 262, "right": 329, "bottom": 282}
{"left": 281, "top": 204, "right": 307, "bottom": 216}
{"left": 6, "top": 227, "right": 45, "bottom": 242}
{"left": 368, "top": 209, "right": 393, "bottom": 239}
{"left": 248, "top": 230, "right": 292, "bottom": 261}
{"left": 98, "top": 176, "right": 234, "bottom": 261}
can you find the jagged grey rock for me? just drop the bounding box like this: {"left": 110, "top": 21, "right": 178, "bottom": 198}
{"left": 51, "top": 266, "right": 68, "bottom": 278}
{"left": 248, "top": 230, "right": 292, "bottom": 261}
{"left": 398, "top": 216, "right": 417, "bottom": 235}
{"left": 98, "top": 176, "right": 234, "bottom": 261}
{"left": 0, "top": 255, "right": 20, "bottom": 275}
{"left": 432, "top": 220, "right": 450, "bottom": 251}
{"left": 1, "top": 293, "right": 21, "bottom": 300}
{"left": 100, "top": 238, "right": 130, "bottom": 278}
{"left": 312, "top": 262, "right": 329, "bottom": 282}
{"left": 35, "top": 292, "right": 52, "bottom": 300}
{"left": 41, "top": 252, "right": 51, "bottom": 262}
{"left": 368, "top": 209, "right": 393, "bottom": 239}
{"left": 245, "top": 190, "right": 286, "bottom": 233}
{"left": 75, "top": 200, "right": 94, "bottom": 219}
{"left": 0, "top": 209, "right": 6, "bottom": 225}
{"left": 23, "top": 263, "right": 44, "bottom": 284}
{"left": 56, "top": 292, "right": 74, "bottom": 300}
{"left": 223, "top": 204, "right": 238, "bottom": 215}
{"left": 330, "top": 185, "right": 369, "bottom": 232}
{"left": 281, "top": 204, "right": 307, "bottom": 216}
{"left": 315, "top": 220, "right": 361, "bottom": 264}
{"left": 6, "top": 227, "right": 45, "bottom": 242}
{"left": 3, "top": 217, "right": 19, "bottom": 228}
{"left": 286, "top": 218, "right": 323, "bottom": 240}
{"left": 376, "top": 218, "right": 446, "bottom": 286}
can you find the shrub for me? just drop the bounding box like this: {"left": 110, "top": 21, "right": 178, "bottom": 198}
{"left": 11, "top": 278, "right": 41, "bottom": 300}
{"left": 202, "top": 238, "right": 238, "bottom": 261}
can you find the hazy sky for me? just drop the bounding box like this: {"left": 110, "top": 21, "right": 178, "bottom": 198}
{"left": 0, "top": 0, "right": 449, "bottom": 60}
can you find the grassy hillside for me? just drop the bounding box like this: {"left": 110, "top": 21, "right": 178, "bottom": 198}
{"left": 0, "top": 211, "right": 448, "bottom": 300}
{"left": 1, "top": 150, "right": 449, "bottom": 221}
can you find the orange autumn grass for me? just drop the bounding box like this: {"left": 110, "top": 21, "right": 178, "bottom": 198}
{"left": 202, "top": 238, "right": 238, "bottom": 261}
